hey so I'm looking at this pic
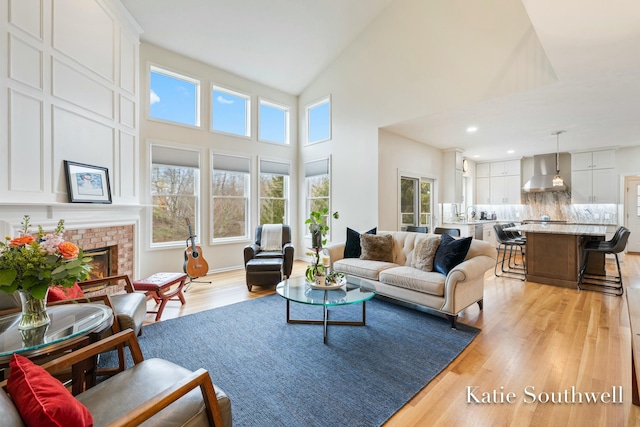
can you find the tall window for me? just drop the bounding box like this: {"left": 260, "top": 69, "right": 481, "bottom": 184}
{"left": 259, "top": 99, "right": 289, "bottom": 144}
{"left": 306, "top": 96, "right": 331, "bottom": 144}
{"left": 400, "top": 176, "right": 433, "bottom": 231}
{"left": 150, "top": 145, "right": 200, "bottom": 245}
{"left": 212, "top": 154, "right": 250, "bottom": 240}
{"left": 212, "top": 86, "right": 250, "bottom": 137}
{"left": 149, "top": 66, "right": 200, "bottom": 127}
{"left": 259, "top": 159, "right": 290, "bottom": 225}
{"left": 305, "top": 158, "right": 331, "bottom": 235}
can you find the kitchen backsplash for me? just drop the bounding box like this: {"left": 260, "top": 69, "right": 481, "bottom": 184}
{"left": 442, "top": 191, "right": 619, "bottom": 224}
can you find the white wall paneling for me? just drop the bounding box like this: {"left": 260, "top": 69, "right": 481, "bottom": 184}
{"left": 120, "top": 30, "right": 136, "bottom": 94}
{"left": 119, "top": 131, "right": 137, "bottom": 200}
{"left": 52, "top": 107, "right": 115, "bottom": 198}
{"left": 52, "top": 0, "right": 115, "bottom": 82}
{"left": 9, "top": 90, "right": 44, "bottom": 193}
{"left": 119, "top": 95, "right": 135, "bottom": 128}
{"left": 52, "top": 59, "right": 114, "bottom": 119}
{"left": 8, "top": 0, "right": 42, "bottom": 40}
{"left": 8, "top": 34, "right": 43, "bottom": 90}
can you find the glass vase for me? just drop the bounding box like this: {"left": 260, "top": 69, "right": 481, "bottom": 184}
{"left": 17, "top": 289, "right": 51, "bottom": 331}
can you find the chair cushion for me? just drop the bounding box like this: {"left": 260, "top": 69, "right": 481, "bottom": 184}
{"left": 433, "top": 234, "right": 472, "bottom": 275}
{"left": 47, "top": 283, "right": 85, "bottom": 302}
{"left": 76, "top": 358, "right": 232, "bottom": 427}
{"left": 110, "top": 292, "right": 147, "bottom": 335}
{"left": 0, "top": 389, "right": 26, "bottom": 427}
{"left": 6, "top": 354, "right": 93, "bottom": 427}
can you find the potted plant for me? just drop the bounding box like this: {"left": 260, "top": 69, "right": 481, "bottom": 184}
{"left": 305, "top": 208, "right": 339, "bottom": 284}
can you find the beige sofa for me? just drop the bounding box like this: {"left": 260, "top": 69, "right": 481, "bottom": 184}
{"left": 325, "top": 231, "right": 496, "bottom": 328}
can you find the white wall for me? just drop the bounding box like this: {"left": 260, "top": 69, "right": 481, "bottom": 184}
{"left": 137, "top": 43, "right": 298, "bottom": 277}
{"left": 378, "top": 129, "right": 442, "bottom": 230}
{"left": 0, "top": 0, "right": 142, "bottom": 266}
{"left": 298, "top": 0, "right": 557, "bottom": 247}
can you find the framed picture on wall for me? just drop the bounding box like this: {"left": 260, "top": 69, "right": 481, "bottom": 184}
{"left": 64, "top": 161, "right": 112, "bottom": 204}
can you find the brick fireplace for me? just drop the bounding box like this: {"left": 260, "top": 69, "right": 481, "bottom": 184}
{"left": 64, "top": 225, "right": 134, "bottom": 279}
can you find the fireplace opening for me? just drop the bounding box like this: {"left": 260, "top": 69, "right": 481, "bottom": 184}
{"left": 85, "top": 248, "right": 110, "bottom": 281}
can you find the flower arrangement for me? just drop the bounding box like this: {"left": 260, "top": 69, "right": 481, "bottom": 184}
{"left": 0, "top": 215, "right": 92, "bottom": 299}
{"left": 305, "top": 208, "right": 339, "bottom": 282}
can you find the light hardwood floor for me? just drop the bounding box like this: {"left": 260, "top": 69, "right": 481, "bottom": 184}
{"left": 143, "top": 255, "right": 640, "bottom": 426}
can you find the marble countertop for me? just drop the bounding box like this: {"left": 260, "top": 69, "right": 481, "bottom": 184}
{"left": 443, "top": 220, "right": 496, "bottom": 225}
{"left": 504, "top": 223, "right": 608, "bottom": 236}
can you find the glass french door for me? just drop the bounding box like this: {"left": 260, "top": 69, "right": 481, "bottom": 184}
{"left": 400, "top": 176, "right": 433, "bottom": 231}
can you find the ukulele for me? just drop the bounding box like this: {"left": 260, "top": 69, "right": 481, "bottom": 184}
{"left": 184, "top": 218, "right": 209, "bottom": 278}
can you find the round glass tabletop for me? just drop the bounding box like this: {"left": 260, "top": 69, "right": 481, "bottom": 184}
{"left": 276, "top": 275, "right": 376, "bottom": 307}
{"left": 0, "top": 303, "right": 113, "bottom": 357}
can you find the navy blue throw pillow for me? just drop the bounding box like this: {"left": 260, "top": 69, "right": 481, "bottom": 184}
{"left": 344, "top": 227, "right": 377, "bottom": 258}
{"left": 433, "top": 234, "right": 472, "bottom": 275}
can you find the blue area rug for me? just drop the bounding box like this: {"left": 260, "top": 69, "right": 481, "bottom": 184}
{"left": 100, "top": 294, "right": 479, "bottom": 426}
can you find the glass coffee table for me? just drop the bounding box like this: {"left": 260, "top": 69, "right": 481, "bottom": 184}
{"left": 276, "top": 275, "right": 376, "bottom": 344}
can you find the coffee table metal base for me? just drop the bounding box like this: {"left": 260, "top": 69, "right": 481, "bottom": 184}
{"left": 285, "top": 300, "right": 367, "bottom": 344}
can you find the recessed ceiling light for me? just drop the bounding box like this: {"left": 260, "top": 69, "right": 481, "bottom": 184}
{"left": 473, "top": 155, "right": 480, "bottom": 158}
{"left": 507, "top": 150, "right": 515, "bottom": 154}
{"left": 466, "top": 126, "right": 478, "bottom": 133}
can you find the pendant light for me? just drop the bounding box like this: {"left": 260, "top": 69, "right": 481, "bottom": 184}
{"left": 552, "top": 131, "right": 565, "bottom": 187}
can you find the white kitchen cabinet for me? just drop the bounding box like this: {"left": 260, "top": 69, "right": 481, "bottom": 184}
{"left": 490, "top": 159, "right": 521, "bottom": 177}
{"left": 482, "top": 223, "right": 497, "bottom": 247}
{"left": 476, "top": 177, "right": 491, "bottom": 204}
{"left": 477, "top": 159, "right": 521, "bottom": 205}
{"left": 571, "top": 150, "right": 615, "bottom": 171}
{"left": 571, "top": 150, "right": 617, "bottom": 204}
{"left": 476, "top": 162, "right": 491, "bottom": 178}
{"left": 490, "top": 175, "right": 522, "bottom": 204}
{"left": 443, "top": 150, "right": 464, "bottom": 203}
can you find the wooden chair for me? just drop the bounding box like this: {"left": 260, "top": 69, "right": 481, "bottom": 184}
{"left": 0, "top": 329, "right": 231, "bottom": 426}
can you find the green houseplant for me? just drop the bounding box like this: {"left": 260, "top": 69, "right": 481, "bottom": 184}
{"left": 305, "top": 208, "right": 339, "bottom": 283}
{"left": 0, "top": 215, "right": 92, "bottom": 330}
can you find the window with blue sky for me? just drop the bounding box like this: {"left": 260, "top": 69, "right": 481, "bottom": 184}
{"left": 212, "top": 86, "right": 250, "bottom": 137}
{"left": 149, "top": 66, "right": 200, "bottom": 127}
{"left": 259, "top": 99, "right": 289, "bottom": 144}
{"left": 306, "top": 96, "right": 331, "bottom": 144}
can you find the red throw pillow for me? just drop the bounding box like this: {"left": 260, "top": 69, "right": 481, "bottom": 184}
{"left": 7, "top": 354, "right": 94, "bottom": 427}
{"left": 47, "top": 283, "right": 85, "bottom": 303}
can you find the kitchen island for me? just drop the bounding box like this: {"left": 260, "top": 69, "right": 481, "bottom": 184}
{"left": 504, "top": 223, "right": 608, "bottom": 288}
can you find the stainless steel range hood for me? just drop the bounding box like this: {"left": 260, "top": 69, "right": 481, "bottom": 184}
{"left": 522, "top": 153, "right": 568, "bottom": 192}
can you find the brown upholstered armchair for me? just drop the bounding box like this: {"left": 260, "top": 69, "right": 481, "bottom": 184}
{"left": 243, "top": 225, "right": 294, "bottom": 279}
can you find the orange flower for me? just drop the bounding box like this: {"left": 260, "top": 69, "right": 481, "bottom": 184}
{"left": 57, "top": 241, "right": 79, "bottom": 259}
{"left": 9, "top": 235, "right": 35, "bottom": 247}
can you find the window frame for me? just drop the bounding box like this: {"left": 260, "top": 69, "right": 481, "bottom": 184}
{"left": 305, "top": 95, "right": 331, "bottom": 145}
{"left": 304, "top": 157, "right": 332, "bottom": 240}
{"left": 258, "top": 98, "right": 290, "bottom": 145}
{"left": 211, "top": 85, "right": 252, "bottom": 139}
{"left": 148, "top": 65, "right": 201, "bottom": 128}
{"left": 149, "top": 143, "right": 201, "bottom": 249}
{"left": 398, "top": 170, "right": 436, "bottom": 232}
{"left": 211, "top": 152, "right": 252, "bottom": 244}
{"left": 258, "top": 158, "right": 290, "bottom": 225}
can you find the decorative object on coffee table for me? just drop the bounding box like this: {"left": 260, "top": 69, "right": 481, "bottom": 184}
{"left": 304, "top": 208, "right": 338, "bottom": 285}
{"left": 0, "top": 216, "right": 92, "bottom": 330}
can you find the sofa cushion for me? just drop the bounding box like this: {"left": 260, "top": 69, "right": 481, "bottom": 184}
{"left": 344, "top": 227, "right": 376, "bottom": 258}
{"left": 360, "top": 234, "right": 393, "bottom": 262}
{"left": 7, "top": 354, "right": 93, "bottom": 427}
{"left": 379, "top": 266, "right": 446, "bottom": 296}
{"left": 433, "top": 234, "right": 472, "bottom": 275}
{"left": 411, "top": 235, "right": 441, "bottom": 272}
{"left": 333, "top": 259, "right": 397, "bottom": 281}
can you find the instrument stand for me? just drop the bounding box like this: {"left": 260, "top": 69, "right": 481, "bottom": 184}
{"left": 184, "top": 275, "right": 211, "bottom": 292}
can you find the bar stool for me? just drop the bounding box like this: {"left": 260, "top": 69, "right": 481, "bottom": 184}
{"left": 493, "top": 224, "right": 526, "bottom": 280}
{"left": 577, "top": 226, "right": 630, "bottom": 296}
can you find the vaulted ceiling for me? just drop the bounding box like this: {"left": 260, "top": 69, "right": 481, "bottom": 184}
{"left": 121, "top": 0, "right": 640, "bottom": 160}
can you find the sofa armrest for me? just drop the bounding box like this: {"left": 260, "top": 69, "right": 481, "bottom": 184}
{"left": 441, "top": 255, "right": 496, "bottom": 313}
{"left": 324, "top": 242, "right": 345, "bottom": 269}
{"left": 282, "top": 243, "right": 295, "bottom": 277}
